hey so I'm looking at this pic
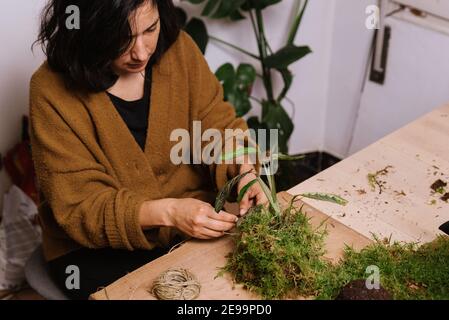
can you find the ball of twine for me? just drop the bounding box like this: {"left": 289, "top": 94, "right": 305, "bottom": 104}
{"left": 151, "top": 268, "right": 201, "bottom": 300}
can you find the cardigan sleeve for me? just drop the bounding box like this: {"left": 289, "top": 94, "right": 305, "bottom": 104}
{"left": 183, "top": 33, "right": 251, "bottom": 191}
{"left": 29, "top": 79, "right": 154, "bottom": 251}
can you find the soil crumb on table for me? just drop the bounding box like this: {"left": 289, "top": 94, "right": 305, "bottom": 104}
{"left": 431, "top": 179, "right": 447, "bottom": 193}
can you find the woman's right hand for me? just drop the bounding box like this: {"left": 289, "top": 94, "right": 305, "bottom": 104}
{"left": 167, "top": 198, "right": 238, "bottom": 240}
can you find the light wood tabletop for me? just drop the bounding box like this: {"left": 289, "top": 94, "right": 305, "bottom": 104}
{"left": 90, "top": 104, "right": 449, "bottom": 300}
{"left": 288, "top": 103, "right": 449, "bottom": 244}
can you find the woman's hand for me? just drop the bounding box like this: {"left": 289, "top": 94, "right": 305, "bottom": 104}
{"left": 166, "top": 198, "right": 238, "bottom": 239}
{"left": 237, "top": 164, "right": 268, "bottom": 216}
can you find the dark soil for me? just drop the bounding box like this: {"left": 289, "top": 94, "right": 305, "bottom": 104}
{"left": 431, "top": 179, "right": 447, "bottom": 192}
{"left": 335, "top": 280, "right": 392, "bottom": 300}
{"left": 441, "top": 193, "right": 449, "bottom": 202}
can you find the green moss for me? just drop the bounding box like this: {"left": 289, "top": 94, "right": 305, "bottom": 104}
{"left": 317, "top": 236, "right": 449, "bottom": 300}
{"left": 224, "top": 205, "right": 449, "bottom": 300}
{"left": 224, "top": 204, "right": 332, "bottom": 299}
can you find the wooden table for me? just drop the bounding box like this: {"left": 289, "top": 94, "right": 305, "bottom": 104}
{"left": 91, "top": 104, "right": 449, "bottom": 300}
{"left": 289, "top": 103, "right": 449, "bottom": 244}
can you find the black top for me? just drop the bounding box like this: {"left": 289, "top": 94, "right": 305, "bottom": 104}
{"left": 107, "top": 65, "right": 152, "bottom": 151}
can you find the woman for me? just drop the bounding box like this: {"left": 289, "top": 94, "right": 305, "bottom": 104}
{"left": 30, "top": 0, "right": 266, "bottom": 299}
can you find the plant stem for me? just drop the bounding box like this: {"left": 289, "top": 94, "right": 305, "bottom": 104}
{"left": 249, "top": 10, "right": 261, "bottom": 45}
{"left": 209, "top": 35, "right": 260, "bottom": 60}
{"left": 249, "top": 96, "right": 263, "bottom": 105}
{"left": 264, "top": 34, "right": 274, "bottom": 55}
{"left": 254, "top": 9, "right": 275, "bottom": 102}
{"left": 250, "top": 10, "right": 273, "bottom": 55}
{"left": 287, "top": 0, "right": 308, "bottom": 46}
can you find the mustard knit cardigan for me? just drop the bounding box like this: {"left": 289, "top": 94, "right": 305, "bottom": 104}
{"left": 29, "top": 31, "right": 247, "bottom": 261}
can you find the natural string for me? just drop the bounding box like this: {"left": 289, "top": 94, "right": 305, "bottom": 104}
{"left": 150, "top": 268, "right": 201, "bottom": 300}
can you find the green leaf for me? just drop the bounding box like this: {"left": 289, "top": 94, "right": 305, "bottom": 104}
{"left": 175, "top": 7, "right": 188, "bottom": 28}
{"left": 215, "top": 63, "right": 236, "bottom": 99}
{"left": 202, "top": 0, "right": 220, "bottom": 16}
{"left": 229, "top": 10, "right": 246, "bottom": 21}
{"left": 242, "top": 0, "right": 282, "bottom": 10}
{"left": 201, "top": 0, "right": 246, "bottom": 20}
{"left": 212, "top": 0, "right": 246, "bottom": 19}
{"left": 277, "top": 68, "right": 293, "bottom": 102}
{"left": 237, "top": 179, "right": 258, "bottom": 203}
{"left": 300, "top": 193, "right": 348, "bottom": 206}
{"left": 227, "top": 90, "right": 251, "bottom": 117}
{"left": 216, "top": 63, "right": 256, "bottom": 117}
{"left": 185, "top": 18, "right": 209, "bottom": 54}
{"left": 216, "top": 63, "right": 235, "bottom": 83}
{"left": 215, "top": 171, "right": 253, "bottom": 212}
{"left": 257, "top": 176, "right": 280, "bottom": 214}
{"left": 287, "top": 0, "right": 309, "bottom": 45}
{"left": 265, "top": 45, "right": 312, "bottom": 69}
{"left": 273, "top": 153, "right": 305, "bottom": 161}
{"left": 220, "top": 147, "right": 258, "bottom": 161}
{"left": 262, "top": 102, "right": 294, "bottom": 153}
{"left": 247, "top": 116, "right": 267, "bottom": 132}
{"left": 211, "top": 0, "right": 235, "bottom": 18}
{"left": 236, "top": 64, "right": 256, "bottom": 87}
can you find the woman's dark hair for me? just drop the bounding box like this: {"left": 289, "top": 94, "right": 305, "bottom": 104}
{"left": 34, "top": 0, "right": 180, "bottom": 93}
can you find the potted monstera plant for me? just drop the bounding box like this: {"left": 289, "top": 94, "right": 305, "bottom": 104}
{"left": 176, "top": 0, "right": 332, "bottom": 190}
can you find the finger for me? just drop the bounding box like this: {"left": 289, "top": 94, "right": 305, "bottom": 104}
{"left": 208, "top": 210, "right": 239, "bottom": 223}
{"left": 239, "top": 193, "right": 251, "bottom": 216}
{"left": 255, "top": 190, "right": 269, "bottom": 205}
{"left": 203, "top": 218, "right": 235, "bottom": 232}
{"left": 194, "top": 234, "right": 214, "bottom": 240}
{"left": 200, "top": 228, "right": 225, "bottom": 239}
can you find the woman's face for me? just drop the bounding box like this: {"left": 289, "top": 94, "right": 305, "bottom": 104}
{"left": 112, "top": 1, "right": 160, "bottom": 75}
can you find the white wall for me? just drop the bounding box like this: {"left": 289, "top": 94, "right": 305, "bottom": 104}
{"left": 0, "top": 0, "right": 46, "bottom": 211}
{"left": 321, "top": 2, "right": 449, "bottom": 157}
{"left": 321, "top": 0, "right": 375, "bottom": 158}
{"left": 349, "top": 16, "right": 449, "bottom": 154}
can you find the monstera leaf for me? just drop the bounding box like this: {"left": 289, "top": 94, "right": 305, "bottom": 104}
{"left": 215, "top": 63, "right": 256, "bottom": 117}
{"left": 176, "top": 7, "right": 209, "bottom": 53}
{"left": 185, "top": 18, "right": 208, "bottom": 53}
{"left": 265, "top": 45, "right": 312, "bottom": 70}
{"left": 185, "top": 0, "right": 246, "bottom": 20}
{"left": 186, "top": 0, "right": 283, "bottom": 19}
{"left": 264, "top": 45, "right": 311, "bottom": 102}
{"left": 241, "top": 0, "right": 282, "bottom": 10}
{"left": 261, "top": 100, "right": 294, "bottom": 153}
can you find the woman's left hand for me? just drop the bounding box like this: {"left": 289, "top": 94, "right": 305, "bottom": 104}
{"left": 237, "top": 164, "right": 268, "bottom": 216}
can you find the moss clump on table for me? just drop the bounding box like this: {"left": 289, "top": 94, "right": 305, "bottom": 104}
{"left": 223, "top": 204, "right": 330, "bottom": 299}
{"left": 223, "top": 204, "right": 449, "bottom": 300}
{"left": 317, "top": 235, "right": 449, "bottom": 300}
